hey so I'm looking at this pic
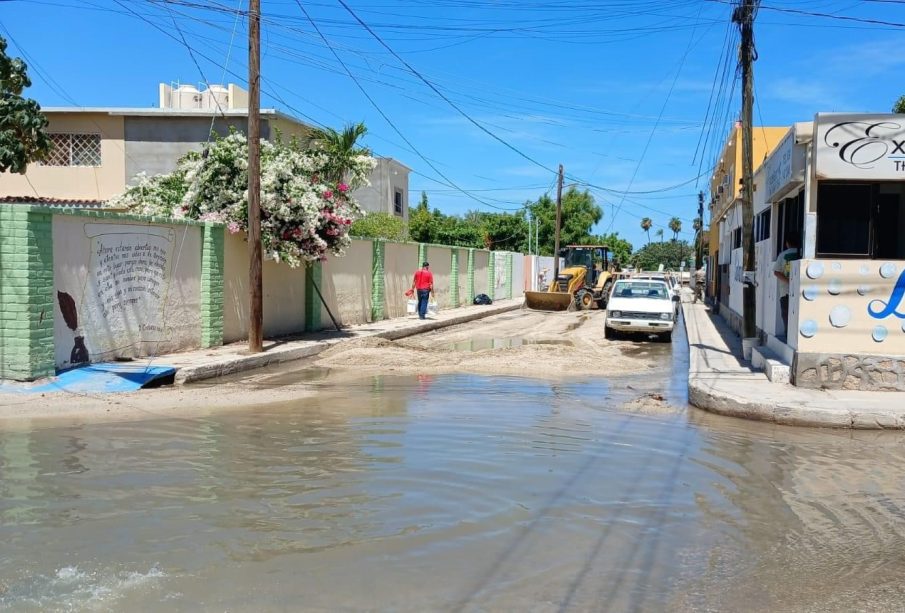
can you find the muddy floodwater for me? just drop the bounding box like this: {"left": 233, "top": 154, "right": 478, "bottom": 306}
{"left": 3, "top": 316, "right": 905, "bottom": 611}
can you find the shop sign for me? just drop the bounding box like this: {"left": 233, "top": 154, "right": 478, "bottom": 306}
{"left": 815, "top": 113, "right": 905, "bottom": 180}
{"left": 765, "top": 129, "right": 794, "bottom": 201}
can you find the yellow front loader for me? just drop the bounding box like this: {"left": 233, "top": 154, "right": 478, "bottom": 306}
{"left": 524, "top": 245, "right": 617, "bottom": 311}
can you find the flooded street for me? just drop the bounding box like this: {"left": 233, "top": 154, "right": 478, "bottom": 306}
{"left": 3, "top": 313, "right": 905, "bottom": 611}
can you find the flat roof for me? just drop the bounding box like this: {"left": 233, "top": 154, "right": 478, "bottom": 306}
{"left": 41, "top": 106, "right": 310, "bottom": 125}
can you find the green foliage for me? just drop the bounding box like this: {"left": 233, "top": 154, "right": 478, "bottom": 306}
{"left": 894, "top": 95, "right": 905, "bottom": 114}
{"left": 310, "top": 121, "right": 369, "bottom": 184}
{"left": 0, "top": 36, "right": 50, "bottom": 173}
{"left": 668, "top": 217, "right": 682, "bottom": 240}
{"left": 528, "top": 187, "right": 603, "bottom": 255}
{"left": 632, "top": 240, "right": 694, "bottom": 271}
{"left": 593, "top": 232, "right": 633, "bottom": 269}
{"left": 640, "top": 217, "right": 652, "bottom": 244}
{"left": 351, "top": 212, "right": 408, "bottom": 241}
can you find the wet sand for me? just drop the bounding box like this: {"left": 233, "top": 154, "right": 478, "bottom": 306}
{"left": 0, "top": 309, "right": 672, "bottom": 424}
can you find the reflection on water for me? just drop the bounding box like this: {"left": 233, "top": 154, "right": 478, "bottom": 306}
{"left": 2, "top": 373, "right": 905, "bottom": 611}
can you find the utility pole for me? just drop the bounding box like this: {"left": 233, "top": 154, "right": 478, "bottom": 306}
{"left": 553, "top": 164, "right": 564, "bottom": 282}
{"left": 696, "top": 190, "right": 705, "bottom": 269}
{"left": 248, "top": 0, "right": 263, "bottom": 353}
{"left": 735, "top": 0, "right": 757, "bottom": 340}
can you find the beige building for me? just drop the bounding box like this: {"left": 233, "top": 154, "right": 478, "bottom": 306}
{"left": 706, "top": 123, "right": 787, "bottom": 323}
{"left": 0, "top": 83, "right": 409, "bottom": 218}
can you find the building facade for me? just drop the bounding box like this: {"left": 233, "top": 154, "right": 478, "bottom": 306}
{"left": 706, "top": 123, "right": 787, "bottom": 331}
{"left": 713, "top": 113, "right": 905, "bottom": 391}
{"left": 0, "top": 83, "right": 409, "bottom": 218}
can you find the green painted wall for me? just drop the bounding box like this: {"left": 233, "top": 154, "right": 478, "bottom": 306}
{"left": 449, "top": 249, "right": 459, "bottom": 307}
{"left": 200, "top": 223, "right": 225, "bottom": 348}
{"left": 0, "top": 207, "right": 55, "bottom": 380}
{"left": 304, "top": 261, "right": 323, "bottom": 331}
{"left": 466, "top": 249, "right": 475, "bottom": 304}
{"left": 371, "top": 240, "right": 385, "bottom": 321}
{"left": 488, "top": 253, "right": 495, "bottom": 301}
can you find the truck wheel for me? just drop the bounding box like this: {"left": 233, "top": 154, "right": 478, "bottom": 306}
{"left": 576, "top": 289, "right": 593, "bottom": 310}
{"left": 659, "top": 331, "right": 673, "bottom": 343}
{"left": 605, "top": 325, "right": 614, "bottom": 340}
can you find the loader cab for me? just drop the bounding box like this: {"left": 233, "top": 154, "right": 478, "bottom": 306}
{"left": 561, "top": 245, "right": 610, "bottom": 287}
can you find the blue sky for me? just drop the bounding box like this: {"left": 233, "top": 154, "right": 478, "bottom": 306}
{"left": 4, "top": 0, "right": 905, "bottom": 249}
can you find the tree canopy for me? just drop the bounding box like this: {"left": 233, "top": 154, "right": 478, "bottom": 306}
{"left": 109, "top": 129, "right": 375, "bottom": 267}
{"left": 894, "top": 95, "right": 905, "bottom": 114}
{"left": 632, "top": 240, "right": 694, "bottom": 271}
{"left": 528, "top": 186, "right": 603, "bottom": 255}
{"left": 351, "top": 212, "right": 407, "bottom": 242}
{"left": 0, "top": 36, "right": 50, "bottom": 173}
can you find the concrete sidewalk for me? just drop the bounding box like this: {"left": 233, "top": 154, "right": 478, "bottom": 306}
{"left": 684, "top": 299, "right": 905, "bottom": 429}
{"left": 157, "top": 299, "right": 523, "bottom": 384}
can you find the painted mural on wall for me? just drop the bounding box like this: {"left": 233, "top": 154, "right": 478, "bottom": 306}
{"left": 52, "top": 217, "right": 202, "bottom": 370}
{"left": 794, "top": 258, "right": 905, "bottom": 354}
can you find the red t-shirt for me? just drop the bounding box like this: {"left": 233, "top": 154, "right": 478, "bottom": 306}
{"left": 413, "top": 269, "right": 433, "bottom": 290}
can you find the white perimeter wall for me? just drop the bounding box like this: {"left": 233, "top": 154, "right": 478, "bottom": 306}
{"left": 320, "top": 239, "right": 372, "bottom": 326}
{"left": 52, "top": 215, "right": 201, "bottom": 369}
{"left": 223, "top": 231, "right": 306, "bottom": 343}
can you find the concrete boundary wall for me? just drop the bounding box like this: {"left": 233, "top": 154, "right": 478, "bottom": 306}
{"left": 2, "top": 207, "right": 532, "bottom": 380}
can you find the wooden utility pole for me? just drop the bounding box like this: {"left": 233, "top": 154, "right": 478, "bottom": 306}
{"left": 735, "top": 0, "right": 757, "bottom": 339}
{"left": 248, "top": 0, "right": 263, "bottom": 352}
{"left": 696, "top": 190, "right": 705, "bottom": 269}
{"left": 553, "top": 164, "right": 564, "bottom": 282}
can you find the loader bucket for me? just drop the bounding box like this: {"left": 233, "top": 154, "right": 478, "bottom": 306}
{"left": 524, "top": 290, "right": 573, "bottom": 311}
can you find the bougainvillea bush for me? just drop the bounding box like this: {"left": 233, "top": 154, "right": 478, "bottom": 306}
{"left": 109, "top": 131, "right": 376, "bottom": 267}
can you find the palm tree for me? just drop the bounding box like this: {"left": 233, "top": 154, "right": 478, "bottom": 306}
{"left": 692, "top": 217, "right": 702, "bottom": 233}
{"left": 311, "top": 121, "right": 369, "bottom": 186}
{"left": 640, "top": 217, "right": 652, "bottom": 244}
{"left": 656, "top": 228, "right": 664, "bottom": 243}
{"left": 668, "top": 217, "right": 682, "bottom": 241}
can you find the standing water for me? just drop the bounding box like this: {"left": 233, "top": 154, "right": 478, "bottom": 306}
{"left": 2, "top": 331, "right": 905, "bottom": 610}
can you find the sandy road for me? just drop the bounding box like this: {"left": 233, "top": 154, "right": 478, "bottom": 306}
{"left": 0, "top": 308, "right": 678, "bottom": 424}
{"left": 314, "top": 307, "right": 670, "bottom": 379}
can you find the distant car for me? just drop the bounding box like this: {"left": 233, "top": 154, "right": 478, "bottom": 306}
{"left": 604, "top": 279, "right": 678, "bottom": 342}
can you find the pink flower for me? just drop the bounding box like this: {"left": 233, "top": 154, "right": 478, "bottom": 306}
{"left": 227, "top": 221, "right": 241, "bottom": 234}
{"left": 338, "top": 183, "right": 349, "bottom": 193}
{"left": 323, "top": 190, "right": 334, "bottom": 200}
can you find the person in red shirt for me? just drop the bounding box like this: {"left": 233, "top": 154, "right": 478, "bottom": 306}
{"left": 411, "top": 261, "right": 434, "bottom": 319}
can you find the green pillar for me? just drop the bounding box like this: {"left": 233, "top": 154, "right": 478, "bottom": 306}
{"left": 506, "top": 252, "right": 514, "bottom": 299}
{"left": 449, "top": 249, "right": 459, "bottom": 307}
{"left": 0, "top": 207, "right": 54, "bottom": 380}
{"left": 200, "top": 223, "right": 225, "bottom": 348}
{"left": 488, "top": 252, "right": 495, "bottom": 301}
{"left": 418, "top": 243, "right": 426, "bottom": 265}
{"left": 466, "top": 249, "right": 475, "bottom": 304}
{"left": 304, "top": 261, "right": 323, "bottom": 332}
{"left": 371, "top": 240, "right": 385, "bottom": 321}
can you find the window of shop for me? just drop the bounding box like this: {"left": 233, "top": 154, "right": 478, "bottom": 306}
{"left": 776, "top": 191, "right": 803, "bottom": 257}
{"left": 394, "top": 189, "right": 403, "bottom": 215}
{"left": 755, "top": 209, "right": 771, "bottom": 242}
{"left": 732, "top": 227, "right": 742, "bottom": 250}
{"left": 816, "top": 182, "right": 905, "bottom": 259}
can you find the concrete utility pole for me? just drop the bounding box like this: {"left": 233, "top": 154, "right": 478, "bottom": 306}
{"left": 735, "top": 0, "right": 758, "bottom": 340}
{"left": 248, "top": 0, "right": 263, "bottom": 353}
{"left": 553, "top": 164, "right": 564, "bottom": 282}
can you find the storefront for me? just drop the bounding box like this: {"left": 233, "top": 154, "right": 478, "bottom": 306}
{"left": 753, "top": 122, "right": 811, "bottom": 343}
{"left": 786, "top": 114, "right": 905, "bottom": 390}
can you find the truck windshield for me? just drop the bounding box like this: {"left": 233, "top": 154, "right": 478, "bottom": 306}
{"left": 612, "top": 282, "right": 669, "bottom": 299}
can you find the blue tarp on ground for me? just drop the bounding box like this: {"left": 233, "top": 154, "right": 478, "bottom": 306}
{"left": 0, "top": 363, "right": 176, "bottom": 394}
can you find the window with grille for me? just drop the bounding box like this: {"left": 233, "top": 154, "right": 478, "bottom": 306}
{"left": 43, "top": 133, "right": 102, "bottom": 167}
